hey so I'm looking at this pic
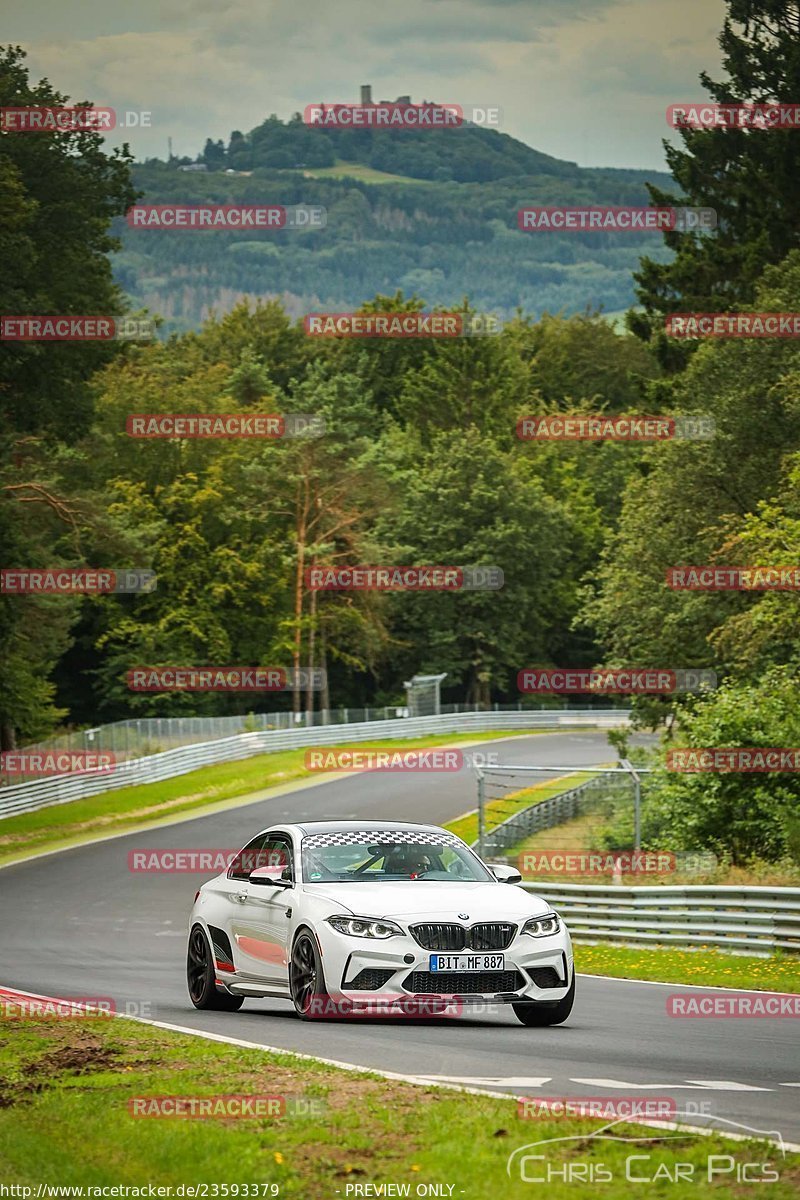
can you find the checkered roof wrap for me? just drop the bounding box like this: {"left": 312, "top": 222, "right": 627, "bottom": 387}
{"left": 302, "top": 830, "right": 461, "bottom": 849}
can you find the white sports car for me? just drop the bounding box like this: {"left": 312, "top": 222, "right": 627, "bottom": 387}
{"left": 187, "top": 820, "right": 574, "bottom": 1025}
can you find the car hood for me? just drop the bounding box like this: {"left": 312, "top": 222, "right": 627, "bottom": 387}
{"left": 301, "top": 881, "right": 552, "bottom": 921}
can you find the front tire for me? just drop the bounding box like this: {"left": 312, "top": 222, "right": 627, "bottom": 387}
{"left": 187, "top": 924, "right": 244, "bottom": 1011}
{"left": 290, "top": 931, "right": 329, "bottom": 1019}
{"left": 513, "top": 974, "right": 575, "bottom": 1026}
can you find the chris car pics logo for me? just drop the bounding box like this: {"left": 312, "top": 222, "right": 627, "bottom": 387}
{"left": 507, "top": 1115, "right": 785, "bottom": 1184}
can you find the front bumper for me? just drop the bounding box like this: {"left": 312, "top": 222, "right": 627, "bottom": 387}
{"left": 321, "top": 925, "right": 574, "bottom": 1007}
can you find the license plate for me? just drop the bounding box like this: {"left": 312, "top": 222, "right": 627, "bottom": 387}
{"left": 429, "top": 953, "right": 504, "bottom": 972}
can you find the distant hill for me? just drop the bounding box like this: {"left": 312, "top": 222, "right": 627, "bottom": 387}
{"left": 201, "top": 110, "right": 670, "bottom": 186}
{"left": 114, "top": 112, "right": 676, "bottom": 332}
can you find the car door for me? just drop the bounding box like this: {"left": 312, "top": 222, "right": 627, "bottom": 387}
{"left": 229, "top": 834, "right": 294, "bottom": 987}
{"left": 207, "top": 833, "right": 270, "bottom": 973}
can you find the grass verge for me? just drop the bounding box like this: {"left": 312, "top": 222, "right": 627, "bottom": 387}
{"left": 0, "top": 731, "right": 529, "bottom": 868}
{"left": 574, "top": 943, "right": 800, "bottom": 992}
{"left": 0, "top": 1013, "right": 796, "bottom": 1194}
{"left": 302, "top": 160, "right": 427, "bottom": 184}
{"left": 444, "top": 769, "right": 605, "bottom": 846}
{"left": 458, "top": 772, "right": 800, "bottom": 888}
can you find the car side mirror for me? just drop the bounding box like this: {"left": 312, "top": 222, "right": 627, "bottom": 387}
{"left": 489, "top": 863, "right": 523, "bottom": 885}
{"left": 249, "top": 865, "right": 293, "bottom": 887}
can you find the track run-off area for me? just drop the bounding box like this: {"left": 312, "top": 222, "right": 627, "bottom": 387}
{"left": 1, "top": 731, "right": 798, "bottom": 1144}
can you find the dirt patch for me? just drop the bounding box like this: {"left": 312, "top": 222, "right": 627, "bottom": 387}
{"left": 321, "top": 1076, "right": 439, "bottom": 1112}
{"left": 0, "top": 1031, "right": 127, "bottom": 1108}
{"left": 173, "top": 1063, "right": 441, "bottom": 1115}
{"left": 300, "top": 1142, "right": 403, "bottom": 1178}
{"left": 23, "top": 1043, "right": 121, "bottom": 1080}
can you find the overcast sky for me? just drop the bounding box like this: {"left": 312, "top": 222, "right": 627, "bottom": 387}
{"left": 6, "top": 0, "right": 727, "bottom": 169}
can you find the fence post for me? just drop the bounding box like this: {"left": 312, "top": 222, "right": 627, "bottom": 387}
{"left": 634, "top": 773, "right": 641, "bottom": 850}
{"left": 621, "top": 758, "right": 642, "bottom": 851}
{"left": 477, "top": 771, "right": 486, "bottom": 860}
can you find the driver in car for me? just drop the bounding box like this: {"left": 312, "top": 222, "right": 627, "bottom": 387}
{"left": 384, "top": 845, "right": 433, "bottom": 878}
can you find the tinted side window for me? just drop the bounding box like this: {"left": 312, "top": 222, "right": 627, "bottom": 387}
{"left": 227, "top": 835, "right": 267, "bottom": 882}
{"left": 262, "top": 836, "right": 294, "bottom": 880}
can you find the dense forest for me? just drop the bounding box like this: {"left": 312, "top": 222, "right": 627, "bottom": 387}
{"left": 2, "top": 0, "right": 800, "bottom": 866}
{"left": 117, "top": 123, "right": 675, "bottom": 329}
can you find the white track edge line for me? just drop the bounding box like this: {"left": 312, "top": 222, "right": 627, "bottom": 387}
{"left": 2, "top": 984, "right": 796, "bottom": 1151}
{"left": 576, "top": 972, "right": 800, "bottom": 996}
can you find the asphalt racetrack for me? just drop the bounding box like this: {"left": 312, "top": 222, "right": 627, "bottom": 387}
{"left": 1, "top": 731, "right": 798, "bottom": 1144}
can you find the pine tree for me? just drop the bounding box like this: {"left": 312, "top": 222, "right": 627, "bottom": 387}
{"left": 631, "top": 2, "right": 800, "bottom": 365}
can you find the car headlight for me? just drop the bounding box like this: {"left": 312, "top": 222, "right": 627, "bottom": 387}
{"left": 521, "top": 912, "right": 560, "bottom": 938}
{"left": 327, "top": 916, "right": 404, "bottom": 939}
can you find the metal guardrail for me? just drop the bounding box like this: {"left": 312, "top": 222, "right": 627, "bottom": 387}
{"left": 475, "top": 770, "right": 799, "bottom": 956}
{"left": 7, "top": 700, "right": 625, "bottom": 775}
{"left": 0, "top": 708, "right": 631, "bottom": 819}
{"left": 521, "top": 882, "right": 800, "bottom": 956}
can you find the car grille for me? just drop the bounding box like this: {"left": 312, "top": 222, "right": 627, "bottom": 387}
{"left": 469, "top": 922, "right": 517, "bottom": 950}
{"left": 403, "top": 970, "right": 525, "bottom": 995}
{"left": 410, "top": 923, "right": 466, "bottom": 951}
{"left": 410, "top": 922, "right": 517, "bottom": 951}
{"left": 528, "top": 967, "right": 564, "bottom": 989}
{"left": 346, "top": 968, "right": 396, "bottom": 990}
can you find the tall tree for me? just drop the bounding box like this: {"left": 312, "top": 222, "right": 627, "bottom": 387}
{"left": 0, "top": 46, "right": 136, "bottom": 748}
{"left": 375, "top": 430, "right": 574, "bottom": 705}
{"left": 0, "top": 46, "right": 136, "bottom": 440}
{"left": 583, "top": 252, "right": 800, "bottom": 701}
{"left": 631, "top": 2, "right": 800, "bottom": 363}
{"left": 642, "top": 670, "right": 800, "bottom": 864}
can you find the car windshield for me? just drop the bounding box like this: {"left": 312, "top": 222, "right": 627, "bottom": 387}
{"left": 301, "top": 832, "right": 494, "bottom": 883}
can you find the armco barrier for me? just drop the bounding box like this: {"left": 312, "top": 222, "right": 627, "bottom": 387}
{"left": 0, "top": 709, "right": 630, "bottom": 819}
{"left": 520, "top": 882, "right": 800, "bottom": 956}
{"left": 478, "top": 774, "right": 615, "bottom": 855}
